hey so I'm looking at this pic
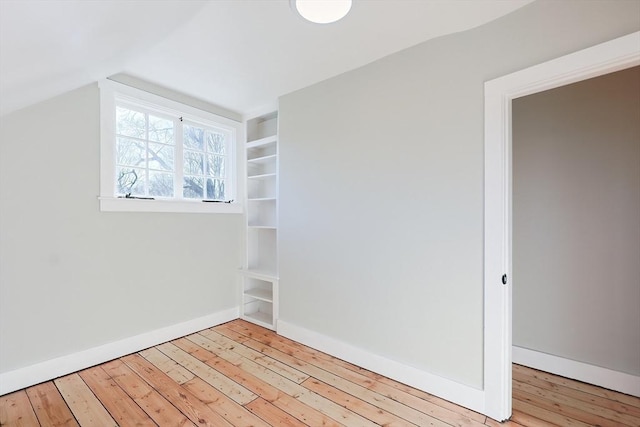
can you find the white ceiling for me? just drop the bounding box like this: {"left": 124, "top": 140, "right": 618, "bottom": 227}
{"left": 0, "top": 0, "right": 533, "bottom": 117}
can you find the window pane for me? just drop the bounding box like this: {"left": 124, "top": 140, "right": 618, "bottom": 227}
{"left": 116, "top": 106, "right": 146, "bottom": 138}
{"left": 148, "top": 142, "right": 174, "bottom": 171}
{"left": 116, "top": 138, "right": 145, "bottom": 167}
{"left": 149, "top": 115, "right": 174, "bottom": 144}
{"left": 149, "top": 171, "right": 173, "bottom": 197}
{"left": 184, "top": 151, "right": 203, "bottom": 175}
{"left": 207, "top": 131, "right": 225, "bottom": 154}
{"left": 206, "top": 178, "right": 225, "bottom": 200}
{"left": 207, "top": 154, "right": 225, "bottom": 177}
{"left": 183, "top": 176, "right": 204, "bottom": 199}
{"left": 184, "top": 124, "right": 204, "bottom": 150}
{"left": 116, "top": 167, "right": 145, "bottom": 196}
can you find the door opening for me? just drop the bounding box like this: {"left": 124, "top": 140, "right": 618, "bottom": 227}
{"left": 483, "top": 31, "right": 640, "bottom": 421}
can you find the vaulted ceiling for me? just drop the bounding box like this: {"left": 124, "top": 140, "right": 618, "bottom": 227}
{"left": 0, "top": 0, "right": 533, "bottom": 117}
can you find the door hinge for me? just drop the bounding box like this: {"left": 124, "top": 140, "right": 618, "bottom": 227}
{"left": 501, "top": 274, "right": 508, "bottom": 285}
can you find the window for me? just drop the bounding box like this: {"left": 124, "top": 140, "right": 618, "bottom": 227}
{"left": 99, "top": 80, "right": 243, "bottom": 213}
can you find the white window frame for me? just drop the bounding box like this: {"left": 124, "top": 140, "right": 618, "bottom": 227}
{"left": 99, "top": 79, "right": 243, "bottom": 213}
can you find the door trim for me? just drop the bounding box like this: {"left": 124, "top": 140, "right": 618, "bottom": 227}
{"left": 483, "top": 31, "right": 640, "bottom": 421}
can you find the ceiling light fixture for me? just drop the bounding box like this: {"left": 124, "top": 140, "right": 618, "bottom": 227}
{"left": 292, "top": 0, "right": 352, "bottom": 24}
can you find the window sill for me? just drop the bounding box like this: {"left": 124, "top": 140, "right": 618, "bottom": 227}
{"left": 99, "top": 197, "right": 243, "bottom": 214}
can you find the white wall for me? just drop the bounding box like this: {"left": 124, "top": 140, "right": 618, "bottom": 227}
{"left": 512, "top": 66, "right": 640, "bottom": 376}
{"left": 278, "top": 0, "right": 640, "bottom": 389}
{"left": 0, "top": 83, "right": 242, "bottom": 375}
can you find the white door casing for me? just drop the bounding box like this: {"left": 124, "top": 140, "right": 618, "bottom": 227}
{"left": 483, "top": 31, "right": 640, "bottom": 421}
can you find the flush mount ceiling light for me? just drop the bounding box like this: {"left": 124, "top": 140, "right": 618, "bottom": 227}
{"left": 292, "top": 0, "right": 352, "bottom": 24}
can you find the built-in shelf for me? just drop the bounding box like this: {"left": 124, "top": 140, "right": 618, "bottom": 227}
{"left": 242, "top": 111, "right": 279, "bottom": 331}
{"left": 244, "top": 288, "right": 273, "bottom": 302}
{"left": 241, "top": 268, "right": 278, "bottom": 280}
{"left": 247, "top": 172, "right": 276, "bottom": 180}
{"left": 243, "top": 310, "right": 272, "bottom": 328}
{"left": 248, "top": 154, "right": 277, "bottom": 164}
{"left": 246, "top": 134, "right": 277, "bottom": 148}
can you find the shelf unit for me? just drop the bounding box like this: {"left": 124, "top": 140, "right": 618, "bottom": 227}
{"left": 241, "top": 111, "right": 278, "bottom": 330}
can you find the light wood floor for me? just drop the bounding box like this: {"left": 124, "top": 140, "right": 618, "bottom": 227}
{"left": 1, "top": 319, "right": 639, "bottom": 426}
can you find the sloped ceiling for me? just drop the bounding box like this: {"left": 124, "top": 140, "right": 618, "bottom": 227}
{"left": 0, "top": 0, "right": 533, "bottom": 117}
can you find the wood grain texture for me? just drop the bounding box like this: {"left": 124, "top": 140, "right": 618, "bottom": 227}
{"left": 101, "top": 359, "right": 195, "bottom": 426}
{"left": 2, "top": 319, "right": 639, "bottom": 426}
{"left": 26, "top": 382, "right": 79, "bottom": 427}
{"left": 0, "top": 390, "right": 40, "bottom": 427}
{"left": 122, "top": 353, "right": 235, "bottom": 427}
{"left": 54, "top": 374, "right": 117, "bottom": 426}
{"left": 79, "top": 366, "right": 156, "bottom": 426}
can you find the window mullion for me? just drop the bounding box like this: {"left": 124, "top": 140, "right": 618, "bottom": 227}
{"left": 145, "top": 112, "right": 150, "bottom": 196}
{"left": 204, "top": 134, "right": 209, "bottom": 200}
{"left": 175, "top": 119, "right": 184, "bottom": 199}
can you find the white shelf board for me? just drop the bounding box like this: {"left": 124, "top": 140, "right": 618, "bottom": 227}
{"left": 247, "top": 172, "right": 276, "bottom": 180}
{"left": 246, "top": 135, "right": 277, "bottom": 148}
{"left": 240, "top": 268, "right": 278, "bottom": 280}
{"left": 247, "top": 154, "right": 277, "bottom": 164}
{"left": 244, "top": 288, "right": 273, "bottom": 302}
{"left": 248, "top": 225, "right": 277, "bottom": 229}
{"left": 247, "top": 197, "right": 276, "bottom": 202}
{"left": 243, "top": 311, "right": 273, "bottom": 328}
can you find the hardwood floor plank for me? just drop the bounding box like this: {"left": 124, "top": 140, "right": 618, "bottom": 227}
{"left": 186, "top": 333, "right": 309, "bottom": 396}
{"left": 244, "top": 397, "right": 308, "bottom": 427}
{"left": 375, "top": 376, "right": 487, "bottom": 424}
{"left": 0, "top": 390, "right": 40, "bottom": 427}
{"left": 222, "top": 320, "right": 485, "bottom": 427}
{"left": 513, "top": 395, "right": 593, "bottom": 427}
{"left": 367, "top": 380, "right": 486, "bottom": 427}
{"left": 220, "top": 321, "right": 384, "bottom": 382}
{"left": 177, "top": 337, "right": 280, "bottom": 401}
{"left": 513, "top": 387, "right": 624, "bottom": 427}
{"left": 513, "top": 367, "right": 640, "bottom": 418}
{"left": 26, "top": 382, "right": 79, "bottom": 427}
{"left": 508, "top": 409, "right": 558, "bottom": 427}
{"left": 191, "top": 333, "right": 386, "bottom": 427}
{"left": 514, "top": 364, "right": 640, "bottom": 408}
{"left": 139, "top": 347, "right": 195, "bottom": 385}
{"left": 78, "top": 366, "right": 156, "bottom": 427}
{"left": 174, "top": 336, "right": 355, "bottom": 427}
{"left": 236, "top": 334, "right": 450, "bottom": 427}
{"left": 157, "top": 341, "right": 258, "bottom": 405}
{"left": 513, "top": 377, "right": 640, "bottom": 426}
{"left": 199, "top": 329, "right": 309, "bottom": 384}
{"left": 302, "top": 377, "right": 418, "bottom": 427}
{"left": 122, "top": 353, "right": 236, "bottom": 427}
{"left": 181, "top": 377, "right": 271, "bottom": 427}
{"left": 54, "top": 374, "right": 117, "bottom": 426}
{"left": 212, "top": 324, "right": 254, "bottom": 343}
{"left": 483, "top": 416, "right": 526, "bottom": 426}
{"left": 101, "top": 359, "right": 195, "bottom": 426}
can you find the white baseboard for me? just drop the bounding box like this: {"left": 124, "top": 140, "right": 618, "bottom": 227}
{"left": 277, "top": 319, "right": 485, "bottom": 415}
{"left": 513, "top": 346, "right": 640, "bottom": 397}
{"left": 0, "top": 307, "right": 239, "bottom": 395}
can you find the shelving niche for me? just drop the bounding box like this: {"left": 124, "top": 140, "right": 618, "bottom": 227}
{"left": 241, "top": 111, "right": 278, "bottom": 330}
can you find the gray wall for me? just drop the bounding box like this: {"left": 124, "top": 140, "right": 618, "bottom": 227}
{"left": 513, "top": 67, "right": 640, "bottom": 376}
{"left": 0, "top": 84, "right": 242, "bottom": 373}
{"left": 278, "top": 0, "right": 640, "bottom": 388}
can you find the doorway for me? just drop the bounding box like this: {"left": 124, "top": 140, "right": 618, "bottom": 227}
{"left": 511, "top": 65, "right": 640, "bottom": 393}
{"left": 483, "top": 31, "right": 640, "bottom": 421}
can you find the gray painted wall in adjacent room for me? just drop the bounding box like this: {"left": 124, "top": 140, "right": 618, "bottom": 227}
{"left": 513, "top": 66, "right": 640, "bottom": 376}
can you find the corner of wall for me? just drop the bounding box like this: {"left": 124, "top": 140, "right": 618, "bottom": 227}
{"left": 0, "top": 307, "right": 239, "bottom": 395}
